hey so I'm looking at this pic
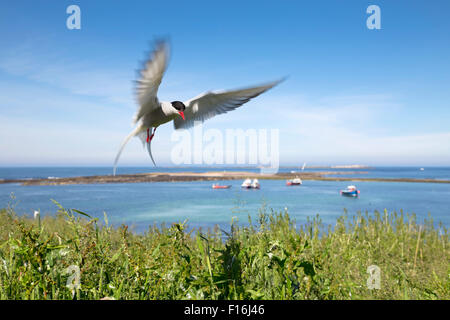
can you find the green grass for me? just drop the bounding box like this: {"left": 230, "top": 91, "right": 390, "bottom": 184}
{"left": 0, "top": 201, "right": 448, "bottom": 300}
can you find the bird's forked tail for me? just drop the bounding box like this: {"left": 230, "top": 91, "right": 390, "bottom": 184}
{"left": 113, "top": 126, "right": 144, "bottom": 176}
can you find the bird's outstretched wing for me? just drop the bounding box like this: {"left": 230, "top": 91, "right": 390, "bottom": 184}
{"left": 174, "top": 79, "right": 283, "bottom": 130}
{"left": 133, "top": 40, "right": 170, "bottom": 124}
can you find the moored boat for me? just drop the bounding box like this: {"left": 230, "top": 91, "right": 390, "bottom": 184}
{"left": 251, "top": 179, "right": 260, "bottom": 189}
{"left": 286, "top": 176, "right": 302, "bottom": 186}
{"left": 340, "top": 185, "right": 360, "bottom": 197}
{"left": 212, "top": 184, "right": 231, "bottom": 189}
{"left": 241, "top": 178, "right": 252, "bottom": 189}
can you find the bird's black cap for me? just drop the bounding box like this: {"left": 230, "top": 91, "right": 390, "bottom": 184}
{"left": 171, "top": 101, "right": 186, "bottom": 111}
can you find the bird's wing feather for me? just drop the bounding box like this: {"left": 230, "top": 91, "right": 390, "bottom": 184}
{"left": 174, "top": 79, "right": 283, "bottom": 130}
{"left": 133, "top": 40, "right": 170, "bottom": 124}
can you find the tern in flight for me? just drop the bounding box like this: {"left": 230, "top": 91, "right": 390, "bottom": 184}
{"left": 113, "top": 40, "right": 283, "bottom": 175}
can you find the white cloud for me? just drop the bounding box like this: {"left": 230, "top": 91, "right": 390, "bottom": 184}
{"left": 275, "top": 94, "right": 450, "bottom": 165}
{"left": 0, "top": 40, "right": 133, "bottom": 106}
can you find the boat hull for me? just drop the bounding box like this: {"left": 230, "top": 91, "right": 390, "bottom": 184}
{"left": 212, "top": 185, "right": 231, "bottom": 189}
{"left": 242, "top": 185, "right": 259, "bottom": 189}
{"left": 340, "top": 190, "right": 359, "bottom": 197}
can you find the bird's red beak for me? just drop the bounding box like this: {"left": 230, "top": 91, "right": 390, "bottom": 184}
{"left": 178, "top": 111, "right": 185, "bottom": 120}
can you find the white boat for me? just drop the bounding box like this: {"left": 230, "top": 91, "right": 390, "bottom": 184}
{"left": 420, "top": 168, "right": 425, "bottom": 171}
{"left": 251, "top": 179, "right": 260, "bottom": 189}
{"left": 286, "top": 176, "right": 302, "bottom": 186}
{"left": 241, "top": 178, "right": 252, "bottom": 188}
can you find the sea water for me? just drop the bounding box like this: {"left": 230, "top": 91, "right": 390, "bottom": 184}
{"left": 1, "top": 167, "right": 449, "bottom": 233}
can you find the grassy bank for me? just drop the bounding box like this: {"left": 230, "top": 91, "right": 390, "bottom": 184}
{"left": 0, "top": 203, "right": 448, "bottom": 300}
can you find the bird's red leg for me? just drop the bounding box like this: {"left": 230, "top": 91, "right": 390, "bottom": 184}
{"left": 149, "top": 127, "right": 157, "bottom": 141}
{"left": 146, "top": 128, "right": 150, "bottom": 143}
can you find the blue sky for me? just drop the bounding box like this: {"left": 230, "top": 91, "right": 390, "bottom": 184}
{"left": 0, "top": 0, "right": 449, "bottom": 166}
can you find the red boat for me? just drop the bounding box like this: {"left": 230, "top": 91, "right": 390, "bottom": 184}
{"left": 212, "top": 184, "right": 231, "bottom": 189}
{"left": 286, "top": 177, "right": 302, "bottom": 186}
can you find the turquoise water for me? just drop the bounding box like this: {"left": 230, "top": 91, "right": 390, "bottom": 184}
{"left": 1, "top": 167, "right": 449, "bottom": 232}
{"left": 1, "top": 166, "right": 449, "bottom": 180}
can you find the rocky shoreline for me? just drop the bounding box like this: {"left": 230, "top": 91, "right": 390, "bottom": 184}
{"left": 1, "top": 170, "right": 449, "bottom": 186}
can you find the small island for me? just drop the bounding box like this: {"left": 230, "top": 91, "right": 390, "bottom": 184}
{"left": 1, "top": 170, "right": 449, "bottom": 186}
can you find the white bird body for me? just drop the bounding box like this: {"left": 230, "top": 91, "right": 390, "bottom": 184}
{"left": 113, "top": 40, "right": 283, "bottom": 175}
{"left": 141, "top": 101, "right": 179, "bottom": 128}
